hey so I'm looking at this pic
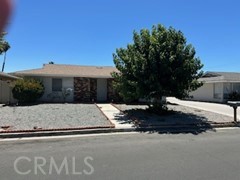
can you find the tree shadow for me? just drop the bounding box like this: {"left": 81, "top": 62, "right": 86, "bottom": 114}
{"left": 114, "top": 108, "right": 216, "bottom": 135}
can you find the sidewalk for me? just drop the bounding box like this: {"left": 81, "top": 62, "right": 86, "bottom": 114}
{"left": 96, "top": 104, "right": 134, "bottom": 129}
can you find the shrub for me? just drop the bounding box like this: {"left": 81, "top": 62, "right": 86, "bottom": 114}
{"left": 228, "top": 91, "right": 240, "bottom": 101}
{"left": 12, "top": 78, "right": 45, "bottom": 103}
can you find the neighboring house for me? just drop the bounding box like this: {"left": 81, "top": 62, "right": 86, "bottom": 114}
{"left": 0, "top": 72, "right": 20, "bottom": 104}
{"left": 189, "top": 72, "right": 240, "bottom": 103}
{"left": 13, "top": 64, "right": 118, "bottom": 103}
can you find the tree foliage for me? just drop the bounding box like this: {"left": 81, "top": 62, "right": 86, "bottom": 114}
{"left": 0, "top": 32, "right": 10, "bottom": 54}
{"left": 0, "top": 32, "right": 10, "bottom": 72}
{"left": 12, "top": 78, "right": 45, "bottom": 103}
{"left": 112, "top": 24, "right": 203, "bottom": 110}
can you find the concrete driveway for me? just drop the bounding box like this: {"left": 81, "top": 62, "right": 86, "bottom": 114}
{"left": 167, "top": 97, "right": 236, "bottom": 120}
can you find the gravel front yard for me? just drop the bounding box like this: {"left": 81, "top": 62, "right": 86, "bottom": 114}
{"left": 114, "top": 104, "right": 233, "bottom": 126}
{"left": 0, "top": 103, "right": 112, "bottom": 131}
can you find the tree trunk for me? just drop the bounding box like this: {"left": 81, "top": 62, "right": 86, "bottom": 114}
{"left": 1, "top": 51, "right": 6, "bottom": 72}
{"left": 148, "top": 96, "right": 168, "bottom": 114}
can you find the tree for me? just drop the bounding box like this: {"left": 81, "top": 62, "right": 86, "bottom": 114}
{"left": 112, "top": 24, "right": 203, "bottom": 112}
{"left": 0, "top": 32, "right": 10, "bottom": 72}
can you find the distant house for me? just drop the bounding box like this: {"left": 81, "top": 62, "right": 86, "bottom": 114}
{"left": 0, "top": 72, "right": 20, "bottom": 104}
{"left": 13, "top": 64, "right": 118, "bottom": 102}
{"left": 189, "top": 72, "right": 240, "bottom": 103}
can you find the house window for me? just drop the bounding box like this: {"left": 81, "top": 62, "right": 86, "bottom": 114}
{"left": 233, "top": 83, "right": 240, "bottom": 92}
{"left": 223, "top": 83, "right": 233, "bottom": 99}
{"left": 52, "top": 78, "right": 62, "bottom": 92}
{"left": 213, "top": 83, "right": 222, "bottom": 99}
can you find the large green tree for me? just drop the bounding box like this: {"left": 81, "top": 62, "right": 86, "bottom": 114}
{"left": 112, "top": 24, "right": 203, "bottom": 111}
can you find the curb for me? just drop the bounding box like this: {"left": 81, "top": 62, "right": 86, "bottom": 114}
{"left": 0, "top": 123, "right": 239, "bottom": 139}
{"left": 0, "top": 125, "right": 115, "bottom": 134}
{"left": 0, "top": 128, "right": 116, "bottom": 139}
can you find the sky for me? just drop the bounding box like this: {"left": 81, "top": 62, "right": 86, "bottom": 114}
{"left": 2, "top": 0, "right": 240, "bottom": 72}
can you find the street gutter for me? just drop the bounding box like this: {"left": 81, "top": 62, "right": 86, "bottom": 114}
{"left": 0, "top": 123, "right": 239, "bottom": 139}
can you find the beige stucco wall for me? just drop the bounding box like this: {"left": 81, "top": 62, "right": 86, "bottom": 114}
{"left": 34, "top": 77, "right": 74, "bottom": 102}
{"left": 189, "top": 82, "right": 224, "bottom": 103}
{"left": 0, "top": 80, "right": 17, "bottom": 104}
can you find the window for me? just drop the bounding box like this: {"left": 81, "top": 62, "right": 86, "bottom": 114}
{"left": 233, "top": 83, "right": 240, "bottom": 92}
{"left": 52, "top": 78, "right": 62, "bottom": 91}
{"left": 223, "top": 83, "right": 231, "bottom": 99}
{"left": 213, "top": 83, "right": 222, "bottom": 99}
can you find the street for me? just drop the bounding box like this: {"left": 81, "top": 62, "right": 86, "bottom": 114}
{"left": 1, "top": 129, "right": 240, "bottom": 180}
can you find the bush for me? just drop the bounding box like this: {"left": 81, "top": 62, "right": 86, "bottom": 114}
{"left": 228, "top": 91, "right": 240, "bottom": 101}
{"left": 12, "top": 78, "right": 45, "bottom": 103}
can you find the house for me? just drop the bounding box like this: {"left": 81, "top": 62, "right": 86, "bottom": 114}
{"left": 0, "top": 72, "right": 20, "bottom": 104}
{"left": 13, "top": 64, "right": 118, "bottom": 102}
{"left": 189, "top": 72, "right": 240, "bottom": 103}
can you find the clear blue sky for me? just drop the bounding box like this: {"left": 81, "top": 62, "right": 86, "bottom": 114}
{"left": 3, "top": 0, "right": 240, "bottom": 72}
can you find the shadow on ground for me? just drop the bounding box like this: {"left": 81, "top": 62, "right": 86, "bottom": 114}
{"left": 114, "top": 108, "right": 216, "bottom": 135}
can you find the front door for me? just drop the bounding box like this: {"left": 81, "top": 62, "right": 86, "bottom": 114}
{"left": 97, "top": 79, "right": 107, "bottom": 102}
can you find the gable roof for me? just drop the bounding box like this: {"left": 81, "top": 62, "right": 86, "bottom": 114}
{"left": 200, "top": 71, "right": 240, "bottom": 83}
{"left": 0, "top": 72, "right": 20, "bottom": 81}
{"left": 13, "top": 64, "right": 118, "bottom": 78}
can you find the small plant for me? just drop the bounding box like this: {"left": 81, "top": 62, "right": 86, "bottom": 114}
{"left": 62, "top": 88, "right": 73, "bottom": 102}
{"left": 12, "top": 78, "right": 45, "bottom": 103}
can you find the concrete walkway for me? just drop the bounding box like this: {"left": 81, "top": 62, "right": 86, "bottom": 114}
{"left": 167, "top": 97, "right": 236, "bottom": 119}
{"left": 96, "top": 104, "right": 134, "bottom": 129}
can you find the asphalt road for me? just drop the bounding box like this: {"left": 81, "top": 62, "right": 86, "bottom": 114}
{"left": 1, "top": 129, "right": 240, "bottom": 180}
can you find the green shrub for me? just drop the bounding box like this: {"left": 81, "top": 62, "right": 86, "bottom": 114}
{"left": 12, "top": 78, "right": 45, "bottom": 103}
{"left": 228, "top": 91, "right": 240, "bottom": 101}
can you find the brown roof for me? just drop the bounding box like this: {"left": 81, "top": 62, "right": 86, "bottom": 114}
{"left": 0, "top": 72, "right": 20, "bottom": 80}
{"left": 13, "top": 64, "right": 118, "bottom": 78}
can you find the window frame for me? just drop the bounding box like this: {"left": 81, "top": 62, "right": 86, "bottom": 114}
{"left": 52, "top": 78, "right": 62, "bottom": 92}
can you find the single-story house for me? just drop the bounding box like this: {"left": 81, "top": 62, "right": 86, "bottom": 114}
{"left": 0, "top": 72, "right": 20, "bottom": 104}
{"left": 189, "top": 71, "right": 240, "bottom": 103}
{"left": 13, "top": 64, "right": 119, "bottom": 103}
